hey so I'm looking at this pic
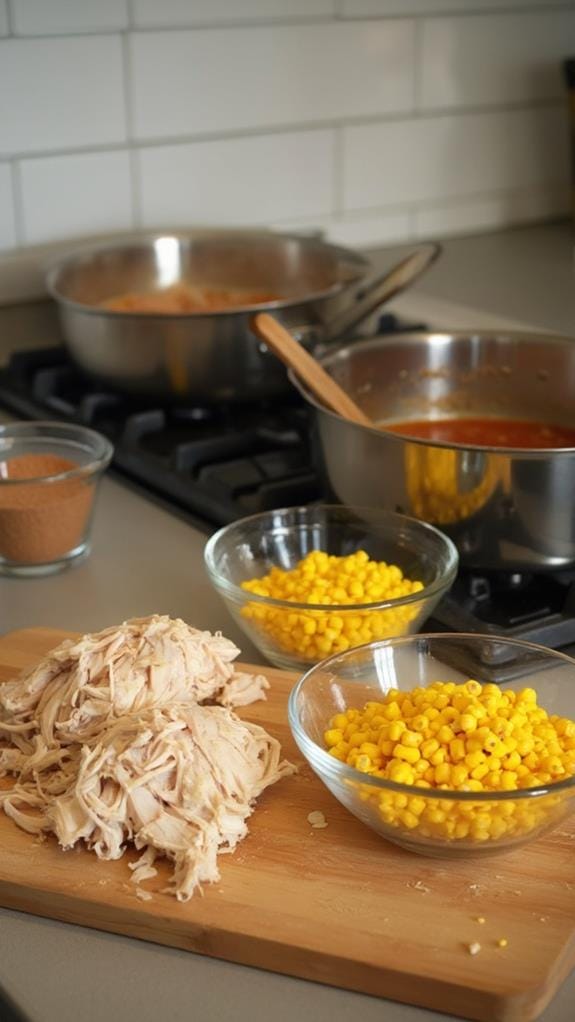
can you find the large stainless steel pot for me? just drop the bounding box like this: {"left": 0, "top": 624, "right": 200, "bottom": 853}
{"left": 46, "top": 231, "right": 438, "bottom": 403}
{"left": 292, "top": 331, "right": 575, "bottom": 573}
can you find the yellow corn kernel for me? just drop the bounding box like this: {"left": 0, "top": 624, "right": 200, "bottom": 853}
{"left": 407, "top": 797, "right": 426, "bottom": 816}
{"left": 388, "top": 720, "right": 407, "bottom": 742}
{"left": 359, "top": 742, "right": 380, "bottom": 759}
{"left": 449, "top": 737, "right": 467, "bottom": 762}
{"left": 378, "top": 738, "right": 394, "bottom": 756}
{"left": 465, "top": 750, "right": 485, "bottom": 770}
{"left": 437, "top": 724, "right": 455, "bottom": 744}
{"left": 460, "top": 713, "right": 478, "bottom": 733}
{"left": 502, "top": 750, "right": 521, "bottom": 771}
{"left": 331, "top": 713, "right": 348, "bottom": 731}
{"left": 434, "top": 762, "right": 451, "bottom": 784}
{"left": 430, "top": 748, "right": 446, "bottom": 766}
{"left": 399, "top": 810, "right": 419, "bottom": 830}
{"left": 450, "top": 764, "right": 469, "bottom": 787}
{"left": 400, "top": 729, "right": 424, "bottom": 748}
{"left": 324, "top": 728, "right": 343, "bottom": 748}
{"left": 421, "top": 737, "right": 440, "bottom": 759}
{"left": 393, "top": 743, "right": 421, "bottom": 764}
{"left": 388, "top": 761, "right": 415, "bottom": 785}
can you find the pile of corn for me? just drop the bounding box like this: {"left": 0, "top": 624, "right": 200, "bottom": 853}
{"left": 324, "top": 679, "right": 575, "bottom": 844}
{"left": 241, "top": 549, "right": 424, "bottom": 661}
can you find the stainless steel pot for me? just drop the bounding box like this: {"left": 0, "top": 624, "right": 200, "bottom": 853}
{"left": 292, "top": 330, "right": 575, "bottom": 573}
{"left": 46, "top": 231, "right": 439, "bottom": 402}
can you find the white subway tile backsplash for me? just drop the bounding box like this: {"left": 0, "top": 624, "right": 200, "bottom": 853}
{"left": 0, "top": 37, "right": 126, "bottom": 157}
{"left": 130, "top": 20, "right": 415, "bottom": 140}
{"left": 420, "top": 11, "right": 575, "bottom": 110}
{"left": 0, "top": 165, "right": 17, "bottom": 250}
{"left": 340, "top": 1, "right": 574, "bottom": 14}
{"left": 342, "top": 106, "right": 569, "bottom": 212}
{"left": 414, "top": 185, "right": 569, "bottom": 241}
{"left": 0, "top": 3, "right": 570, "bottom": 270}
{"left": 132, "top": 0, "right": 334, "bottom": 27}
{"left": 137, "top": 130, "right": 336, "bottom": 227}
{"left": 11, "top": 0, "right": 129, "bottom": 35}
{"left": 20, "top": 151, "right": 133, "bottom": 244}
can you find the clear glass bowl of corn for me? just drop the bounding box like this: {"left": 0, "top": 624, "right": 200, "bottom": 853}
{"left": 288, "top": 633, "right": 575, "bottom": 857}
{"left": 203, "top": 505, "right": 458, "bottom": 672}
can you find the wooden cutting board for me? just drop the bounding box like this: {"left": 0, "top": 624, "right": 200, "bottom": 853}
{"left": 1, "top": 628, "right": 574, "bottom": 1022}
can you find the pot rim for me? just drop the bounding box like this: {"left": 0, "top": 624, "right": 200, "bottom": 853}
{"left": 45, "top": 229, "right": 371, "bottom": 321}
{"left": 291, "top": 329, "right": 575, "bottom": 457}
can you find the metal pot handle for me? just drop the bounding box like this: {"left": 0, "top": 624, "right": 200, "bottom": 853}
{"left": 322, "top": 241, "right": 442, "bottom": 342}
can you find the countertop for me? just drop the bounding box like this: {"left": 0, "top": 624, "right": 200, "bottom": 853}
{"left": 1, "top": 221, "right": 574, "bottom": 1022}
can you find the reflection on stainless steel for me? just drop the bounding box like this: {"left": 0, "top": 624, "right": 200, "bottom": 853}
{"left": 293, "top": 330, "right": 575, "bottom": 572}
{"left": 46, "top": 232, "right": 438, "bottom": 402}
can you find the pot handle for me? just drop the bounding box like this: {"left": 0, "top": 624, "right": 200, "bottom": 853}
{"left": 323, "top": 241, "right": 441, "bottom": 342}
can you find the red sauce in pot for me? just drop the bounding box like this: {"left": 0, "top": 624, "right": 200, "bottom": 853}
{"left": 384, "top": 417, "right": 575, "bottom": 448}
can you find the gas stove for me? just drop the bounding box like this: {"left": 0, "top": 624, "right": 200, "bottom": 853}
{"left": 3, "top": 325, "right": 575, "bottom": 679}
{"left": 0, "top": 343, "right": 322, "bottom": 527}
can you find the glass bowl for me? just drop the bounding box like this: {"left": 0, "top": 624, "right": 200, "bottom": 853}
{"left": 0, "top": 421, "right": 113, "bottom": 577}
{"left": 204, "top": 505, "right": 458, "bottom": 671}
{"left": 288, "top": 633, "right": 575, "bottom": 858}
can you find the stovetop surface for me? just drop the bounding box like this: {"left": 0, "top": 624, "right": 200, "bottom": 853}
{"left": 3, "top": 329, "right": 575, "bottom": 678}
{"left": 0, "top": 343, "right": 322, "bottom": 527}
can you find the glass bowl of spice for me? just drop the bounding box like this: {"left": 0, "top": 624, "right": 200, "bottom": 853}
{"left": 204, "top": 505, "right": 458, "bottom": 671}
{"left": 0, "top": 421, "right": 113, "bottom": 576}
{"left": 288, "top": 633, "right": 575, "bottom": 857}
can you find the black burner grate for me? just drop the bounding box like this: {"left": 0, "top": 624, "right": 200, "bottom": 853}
{"left": 431, "top": 569, "right": 575, "bottom": 680}
{"left": 0, "top": 346, "right": 321, "bottom": 526}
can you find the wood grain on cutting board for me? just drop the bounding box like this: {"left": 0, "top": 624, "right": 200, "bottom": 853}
{"left": 0, "top": 627, "right": 574, "bottom": 1022}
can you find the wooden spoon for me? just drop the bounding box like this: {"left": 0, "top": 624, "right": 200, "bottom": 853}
{"left": 252, "top": 312, "right": 372, "bottom": 428}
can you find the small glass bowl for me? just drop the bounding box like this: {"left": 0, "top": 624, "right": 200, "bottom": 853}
{"left": 0, "top": 421, "right": 113, "bottom": 577}
{"left": 288, "top": 633, "right": 575, "bottom": 858}
{"left": 204, "top": 505, "right": 458, "bottom": 671}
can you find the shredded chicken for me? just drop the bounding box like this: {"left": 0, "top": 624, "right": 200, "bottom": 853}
{"left": 0, "top": 615, "right": 294, "bottom": 899}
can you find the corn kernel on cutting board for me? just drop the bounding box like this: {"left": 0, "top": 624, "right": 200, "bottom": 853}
{"left": 1, "top": 628, "right": 574, "bottom": 1022}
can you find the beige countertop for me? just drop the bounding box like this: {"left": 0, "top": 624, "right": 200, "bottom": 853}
{"left": 1, "top": 220, "right": 574, "bottom": 1022}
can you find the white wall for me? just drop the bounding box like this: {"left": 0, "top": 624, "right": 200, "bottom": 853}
{"left": 0, "top": 0, "right": 573, "bottom": 268}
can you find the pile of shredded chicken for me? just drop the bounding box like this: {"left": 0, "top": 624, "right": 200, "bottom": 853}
{"left": 0, "top": 615, "right": 294, "bottom": 900}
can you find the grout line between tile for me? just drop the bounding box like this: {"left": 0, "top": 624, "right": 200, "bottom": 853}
{"left": 0, "top": 96, "right": 562, "bottom": 165}
{"left": 337, "top": 4, "right": 575, "bottom": 21}
{"left": 129, "top": 148, "right": 141, "bottom": 229}
{"left": 332, "top": 126, "right": 344, "bottom": 217}
{"left": 10, "top": 159, "right": 25, "bottom": 246}
{"left": 5, "top": 0, "right": 13, "bottom": 35}
{"left": 1, "top": 4, "right": 573, "bottom": 38}
{"left": 121, "top": 30, "right": 140, "bottom": 227}
{"left": 3, "top": 16, "right": 337, "bottom": 39}
{"left": 128, "top": 14, "right": 336, "bottom": 32}
{"left": 413, "top": 17, "right": 422, "bottom": 112}
{"left": 126, "top": 0, "right": 136, "bottom": 30}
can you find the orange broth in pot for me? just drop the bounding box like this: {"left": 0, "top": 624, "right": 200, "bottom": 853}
{"left": 384, "top": 417, "right": 575, "bottom": 449}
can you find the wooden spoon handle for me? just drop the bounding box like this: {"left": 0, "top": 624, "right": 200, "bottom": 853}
{"left": 252, "top": 313, "right": 372, "bottom": 428}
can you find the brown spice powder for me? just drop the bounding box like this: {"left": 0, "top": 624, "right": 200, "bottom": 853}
{"left": 0, "top": 453, "right": 96, "bottom": 564}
